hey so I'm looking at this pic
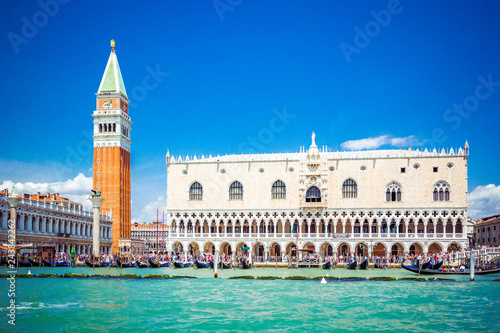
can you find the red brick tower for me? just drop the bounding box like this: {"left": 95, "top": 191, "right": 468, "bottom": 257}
{"left": 93, "top": 40, "right": 132, "bottom": 254}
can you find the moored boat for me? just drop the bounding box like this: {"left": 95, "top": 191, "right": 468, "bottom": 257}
{"left": 117, "top": 259, "right": 136, "bottom": 268}
{"left": 358, "top": 259, "right": 368, "bottom": 269}
{"left": 241, "top": 260, "right": 252, "bottom": 269}
{"left": 346, "top": 260, "right": 357, "bottom": 270}
{"left": 322, "top": 261, "right": 331, "bottom": 269}
{"left": 222, "top": 261, "right": 232, "bottom": 269}
{"left": 174, "top": 261, "right": 190, "bottom": 268}
{"left": 43, "top": 259, "right": 71, "bottom": 267}
{"left": 137, "top": 261, "right": 148, "bottom": 268}
{"left": 196, "top": 260, "right": 211, "bottom": 268}
{"left": 149, "top": 259, "right": 170, "bottom": 268}
{"left": 402, "top": 264, "right": 500, "bottom": 275}
{"left": 85, "top": 260, "right": 110, "bottom": 268}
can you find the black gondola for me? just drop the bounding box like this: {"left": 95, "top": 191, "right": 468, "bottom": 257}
{"left": 18, "top": 260, "right": 32, "bottom": 267}
{"left": 116, "top": 259, "right": 136, "bottom": 268}
{"left": 85, "top": 260, "right": 110, "bottom": 267}
{"left": 196, "top": 260, "right": 210, "bottom": 268}
{"left": 222, "top": 262, "right": 232, "bottom": 269}
{"left": 358, "top": 259, "right": 368, "bottom": 269}
{"left": 402, "top": 264, "right": 500, "bottom": 275}
{"left": 322, "top": 261, "right": 331, "bottom": 269}
{"left": 241, "top": 260, "right": 252, "bottom": 269}
{"left": 137, "top": 261, "right": 148, "bottom": 268}
{"left": 346, "top": 260, "right": 357, "bottom": 269}
{"left": 174, "top": 261, "right": 189, "bottom": 268}
{"left": 43, "top": 259, "right": 71, "bottom": 267}
{"left": 428, "top": 261, "right": 443, "bottom": 270}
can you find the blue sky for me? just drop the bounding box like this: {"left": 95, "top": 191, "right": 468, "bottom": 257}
{"left": 1, "top": 0, "right": 499, "bottom": 221}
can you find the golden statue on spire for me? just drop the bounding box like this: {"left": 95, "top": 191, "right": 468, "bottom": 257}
{"left": 111, "top": 39, "right": 115, "bottom": 49}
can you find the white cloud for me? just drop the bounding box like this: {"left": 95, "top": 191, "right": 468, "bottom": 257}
{"left": 468, "top": 184, "right": 500, "bottom": 220}
{"left": 341, "top": 135, "right": 422, "bottom": 151}
{"left": 0, "top": 173, "right": 93, "bottom": 210}
{"left": 133, "top": 196, "right": 167, "bottom": 223}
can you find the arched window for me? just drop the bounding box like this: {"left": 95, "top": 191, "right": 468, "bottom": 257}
{"left": 113, "top": 123, "right": 116, "bottom": 132}
{"left": 189, "top": 182, "right": 203, "bottom": 201}
{"left": 386, "top": 182, "right": 401, "bottom": 202}
{"left": 342, "top": 179, "right": 358, "bottom": 198}
{"left": 229, "top": 181, "right": 243, "bottom": 200}
{"left": 99, "top": 124, "right": 103, "bottom": 133}
{"left": 271, "top": 180, "right": 286, "bottom": 199}
{"left": 306, "top": 186, "right": 321, "bottom": 202}
{"left": 433, "top": 182, "right": 450, "bottom": 201}
{"left": 104, "top": 124, "right": 108, "bottom": 132}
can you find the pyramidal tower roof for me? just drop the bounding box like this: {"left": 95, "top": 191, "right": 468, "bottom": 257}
{"left": 97, "top": 40, "right": 128, "bottom": 98}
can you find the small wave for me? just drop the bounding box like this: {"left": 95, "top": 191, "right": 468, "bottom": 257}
{"left": 12, "top": 302, "right": 80, "bottom": 310}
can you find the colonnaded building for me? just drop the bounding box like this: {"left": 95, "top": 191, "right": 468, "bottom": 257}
{"left": 0, "top": 190, "right": 113, "bottom": 255}
{"left": 165, "top": 133, "right": 473, "bottom": 261}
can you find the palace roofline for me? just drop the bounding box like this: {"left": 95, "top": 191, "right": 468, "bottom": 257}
{"left": 167, "top": 146, "right": 469, "bottom": 165}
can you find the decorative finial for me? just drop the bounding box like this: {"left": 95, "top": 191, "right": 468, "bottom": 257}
{"left": 111, "top": 39, "right": 115, "bottom": 50}
{"left": 12, "top": 185, "right": 16, "bottom": 196}
{"left": 312, "top": 131, "right": 316, "bottom": 146}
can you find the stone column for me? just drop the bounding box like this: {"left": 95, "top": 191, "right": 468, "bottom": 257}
{"left": 6, "top": 193, "right": 21, "bottom": 248}
{"left": 452, "top": 221, "right": 456, "bottom": 238}
{"left": 433, "top": 221, "right": 437, "bottom": 238}
{"left": 88, "top": 194, "right": 105, "bottom": 257}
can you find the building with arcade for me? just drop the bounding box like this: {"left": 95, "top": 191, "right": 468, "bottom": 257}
{"left": 165, "top": 133, "right": 473, "bottom": 261}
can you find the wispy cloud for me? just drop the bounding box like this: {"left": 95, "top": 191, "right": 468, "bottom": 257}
{"left": 0, "top": 174, "right": 93, "bottom": 210}
{"left": 340, "top": 135, "right": 423, "bottom": 151}
{"left": 133, "top": 196, "right": 167, "bottom": 223}
{"left": 468, "top": 184, "right": 500, "bottom": 220}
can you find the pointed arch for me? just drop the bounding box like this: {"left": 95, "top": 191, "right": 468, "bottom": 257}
{"left": 433, "top": 181, "right": 450, "bottom": 201}
{"left": 306, "top": 186, "right": 321, "bottom": 202}
{"left": 386, "top": 181, "right": 402, "bottom": 202}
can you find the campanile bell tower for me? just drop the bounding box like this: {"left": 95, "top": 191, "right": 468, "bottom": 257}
{"left": 93, "top": 40, "right": 132, "bottom": 254}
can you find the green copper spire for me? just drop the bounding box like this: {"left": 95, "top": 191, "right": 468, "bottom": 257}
{"left": 97, "top": 40, "right": 128, "bottom": 98}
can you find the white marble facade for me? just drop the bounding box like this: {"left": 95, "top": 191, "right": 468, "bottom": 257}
{"left": 165, "top": 134, "right": 472, "bottom": 260}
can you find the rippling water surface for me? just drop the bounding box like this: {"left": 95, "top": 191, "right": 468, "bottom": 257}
{"left": 1, "top": 266, "right": 499, "bottom": 332}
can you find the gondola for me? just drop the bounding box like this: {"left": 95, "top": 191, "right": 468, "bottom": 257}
{"left": 116, "top": 259, "right": 136, "bottom": 268}
{"left": 149, "top": 259, "right": 170, "bottom": 268}
{"left": 241, "top": 260, "right": 252, "bottom": 269}
{"left": 346, "top": 260, "right": 357, "bottom": 270}
{"left": 210, "top": 261, "right": 221, "bottom": 269}
{"left": 137, "top": 261, "right": 148, "bottom": 268}
{"left": 428, "top": 261, "right": 443, "bottom": 270}
{"left": 402, "top": 264, "right": 500, "bottom": 275}
{"left": 322, "top": 261, "right": 331, "bottom": 269}
{"left": 196, "top": 260, "right": 211, "bottom": 268}
{"left": 222, "top": 261, "right": 232, "bottom": 269}
{"left": 174, "top": 261, "right": 190, "bottom": 268}
{"left": 29, "top": 257, "right": 44, "bottom": 266}
{"left": 18, "top": 260, "right": 32, "bottom": 267}
{"left": 358, "top": 259, "right": 368, "bottom": 269}
{"left": 85, "top": 260, "right": 110, "bottom": 268}
{"left": 43, "top": 259, "right": 71, "bottom": 267}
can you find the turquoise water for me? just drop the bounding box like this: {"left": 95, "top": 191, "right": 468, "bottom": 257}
{"left": 1, "top": 267, "right": 499, "bottom": 332}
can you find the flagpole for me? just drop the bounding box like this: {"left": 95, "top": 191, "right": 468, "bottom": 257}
{"left": 162, "top": 209, "right": 165, "bottom": 253}
{"left": 156, "top": 207, "right": 159, "bottom": 253}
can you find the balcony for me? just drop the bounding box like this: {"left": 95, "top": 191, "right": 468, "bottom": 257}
{"left": 299, "top": 201, "right": 327, "bottom": 209}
